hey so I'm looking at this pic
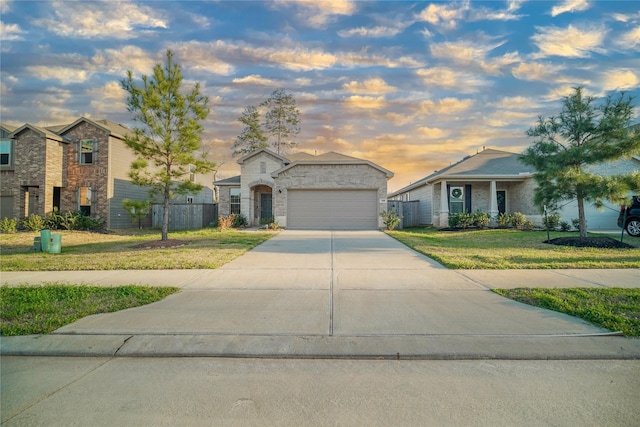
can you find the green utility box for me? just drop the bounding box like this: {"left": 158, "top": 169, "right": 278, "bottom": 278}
{"left": 40, "top": 229, "right": 51, "bottom": 252}
{"left": 49, "top": 234, "right": 62, "bottom": 254}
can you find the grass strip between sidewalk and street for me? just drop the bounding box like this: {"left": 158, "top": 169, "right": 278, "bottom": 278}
{"left": 493, "top": 287, "right": 640, "bottom": 337}
{"left": 0, "top": 284, "right": 180, "bottom": 336}
{"left": 388, "top": 228, "right": 640, "bottom": 269}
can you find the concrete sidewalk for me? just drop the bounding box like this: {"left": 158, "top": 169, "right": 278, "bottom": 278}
{"left": 1, "top": 230, "right": 639, "bottom": 359}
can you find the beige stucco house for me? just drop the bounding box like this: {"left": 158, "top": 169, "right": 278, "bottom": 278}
{"left": 216, "top": 149, "right": 394, "bottom": 229}
{"left": 0, "top": 117, "right": 215, "bottom": 229}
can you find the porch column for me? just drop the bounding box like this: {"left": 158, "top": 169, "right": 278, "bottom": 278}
{"left": 439, "top": 180, "right": 449, "bottom": 227}
{"left": 489, "top": 180, "right": 499, "bottom": 224}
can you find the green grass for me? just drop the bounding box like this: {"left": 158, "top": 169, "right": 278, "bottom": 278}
{"left": 0, "top": 228, "right": 274, "bottom": 271}
{"left": 0, "top": 284, "right": 180, "bottom": 336}
{"left": 388, "top": 228, "right": 640, "bottom": 269}
{"left": 493, "top": 287, "right": 640, "bottom": 336}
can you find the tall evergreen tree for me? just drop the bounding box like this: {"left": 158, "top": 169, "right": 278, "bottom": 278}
{"left": 520, "top": 86, "right": 640, "bottom": 237}
{"left": 232, "top": 105, "right": 268, "bottom": 156}
{"left": 261, "top": 88, "right": 301, "bottom": 155}
{"left": 121, "top": 50, "right": 215, "bottom": 241}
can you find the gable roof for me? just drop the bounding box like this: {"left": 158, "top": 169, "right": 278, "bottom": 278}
{"left": 9, "top": 123, "right": 65, "bottom": 142}
{"left": 57, "top": 117, "right": 130, "bottom": 139}
{"left": 0, "top": 123, "right": 18, "bottom": 134}
{"left": 236, "top": 148, "right": 288, "bottom": 165}
{"left": 214, "top": 175, "right": 241, "bottom": 185}
{"left": 389, "top": 149, "right": 534, "bottom": 197}
{"left": 272, "top": 150, "right": 394, "bottom": 178}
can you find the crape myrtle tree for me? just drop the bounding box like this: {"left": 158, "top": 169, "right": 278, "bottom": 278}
{"left": 121, "top": 50, "right": 216, "bottom": 241}
{"left": 261, "top": 88, "right": 301, "bottom": 155}
{"left": 232, "top": 105, "right": 268, "bottom": 156}
{"left": 520, "top": 86, "right": 640, "bottom": 237}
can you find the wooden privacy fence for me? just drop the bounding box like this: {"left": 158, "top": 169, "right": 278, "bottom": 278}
{"left": 387, "top": 200, "right": 419, "bottom": 229}
{"left": 152, "top": 203, "right": 218, "bottom": 230}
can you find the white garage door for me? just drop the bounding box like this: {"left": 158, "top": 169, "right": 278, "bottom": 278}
{"left": 287, "top": 190, "right": 378, "bottom": 230}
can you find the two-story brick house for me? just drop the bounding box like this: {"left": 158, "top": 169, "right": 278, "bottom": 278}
{"left": 0, "top": 117, "right": 215, "bottom": 229}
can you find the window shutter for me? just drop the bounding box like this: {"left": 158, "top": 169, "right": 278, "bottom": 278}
{"left": 465, "top": 185, "right": 472, "bottom": 213}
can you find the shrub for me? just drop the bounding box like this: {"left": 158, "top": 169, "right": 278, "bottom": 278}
{"left": 543, "top": 212, "right": 561, "bottom": 230}
{"left": 218, "top": 215, "right": 235, "bottom": 229}
{"left": 522, "top": 219, "right": 535, "bottom": 231}
{"left": 472, "top": 211, "right": 490, "bottom": 229}
{"left": 381, "top": 210, "right": 402, "bottom": 231}
{"left": 448, "top": 212, "right": 473, "bottom": 229}
{"left": 559, "top": 220, "right": 571, "bottom": 232}
{"left": 497, "top": 212, "right": 512, "bottom": 228}
{"left": 267, "top": 221, "right": 280, "bottom": 230}
{"left": 448, "top": 213, "right": 460, "bottom": 228}
{"left": 20, "top": 214, "right": 46, "bottom": 231}
{"left": 511, "top": 212, "right": 527, "bottom": 230}
{"left": 42, "top": 209, "right": 104, "bottom": 231}
{"left": 232, "top": 213, "right": 248, "bottom": 228}
{"left": 0, "top": 217, "right": 18, "bottom": 233}
{"left": 572, "top": 218, "right": 580, "bottom": 230}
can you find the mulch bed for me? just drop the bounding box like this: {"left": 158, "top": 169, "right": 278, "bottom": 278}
{"left": 545, "top": 236, "right": 635, "bottom": 249}
{"left": 133, "top": 240, "right": 191, "bottom": 249}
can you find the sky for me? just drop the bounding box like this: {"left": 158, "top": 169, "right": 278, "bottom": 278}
{"left": 1, "top": 0, "right": 639, "bottom": 192}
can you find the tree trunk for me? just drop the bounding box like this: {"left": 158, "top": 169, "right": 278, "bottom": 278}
{"left": 577, "top": 196, "right": 587, "bottom": 238}
{"left": 162, "top": 187, "right": 170, "bottom": 241}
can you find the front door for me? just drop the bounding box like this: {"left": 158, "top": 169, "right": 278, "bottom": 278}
{"left": 497, "top": 190, "right": 506, "bottom": 214}
{"left": 260, "top": 193, "right": 273, "bottom": 223}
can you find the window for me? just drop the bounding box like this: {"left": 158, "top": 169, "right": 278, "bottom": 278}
{"left": 79, "top": 187, "right": 92, "bottom": 215}
{"left": 260, "top": 161, "right": 266, "bottom": 174}
{"left": 0, "top": 140, "right": 12, "bottom": 167}
{"left": 80, "top": 139, "right": 95, "bottom": 164}
{"left": 449, "top": 186, "right": 464, "bottom": 214}
{"left": 230, "top": 188, "right": 241, "bottom": 214}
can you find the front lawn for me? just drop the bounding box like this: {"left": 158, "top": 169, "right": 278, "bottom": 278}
{"left": 493, "top": 287, "right": 640, "bottom": 337}
{"left": 388, "top": 228, "right": 640, "bottom": 269}
{"left": 0, "top": 228, "right": 274, "bottom": 271}
{"left": 0, "top": 284, "right": 180, "bottom": 336}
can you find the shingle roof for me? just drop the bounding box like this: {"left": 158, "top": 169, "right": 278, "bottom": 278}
{"left": 214, "top": 175, "right": 241, "bottom": 185}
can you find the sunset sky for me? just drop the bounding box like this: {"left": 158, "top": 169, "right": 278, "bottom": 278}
{"left": 1, "top": 0, "right": 639, "bottom": 191}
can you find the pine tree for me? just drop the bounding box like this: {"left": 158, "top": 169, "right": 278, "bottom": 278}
{"left": 121, "top": 50, "right": 216, "bottom": 241}
{"left": 261, "top": 88, "right": 301, "bottom": 155}
{"left": 232, "top": 105, "right": 268, "bottom": 156}
{"left": 520, "top": 86, "right": 640, "bottom": 237}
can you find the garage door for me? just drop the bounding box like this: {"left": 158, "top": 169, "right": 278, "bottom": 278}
{"left": 287, "top": 189, "right": 378, "bottom": 230}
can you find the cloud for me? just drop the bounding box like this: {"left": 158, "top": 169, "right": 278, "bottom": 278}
{"left": 167, "top": 41, "right": 235, "bottom": 75}
{"left": 417, "top": 126, "right": 449, "bottom": 138}
{"left": 0, "top": 0, "right": 12, "bottom": 14}
{"left": 274, "top": 0, "right": 356, "bottom": 29}
{"left": 614, "top": 26, "right": 640, "bottom": 51}
{"left": 344, "top": 95, "right": 387, "bottom": 110}
{"left": 601, "top": 69, "right": 639, "bottom": 91}
{"left": 512, "top": 62, "right": 565, "bottom": 82}
{"left": 32, "top": 0, "right": 167, "bottom": 40}
{"left": 429, "top": 38, "right": 519, "bottom": 74}
{"left": 338, "top": 25, "right": 404, "bottom": 38}
{"left": 531, "top": 24, "right": 607, "bottom": 58}
{"left": 189, "top": 13, "right": 210, "bottom": 29}
{"left": 416, "top": 67, "right": 488, "bottom": 92}
{"left": 88, "top": 81, "right": 127, "bottom": 117}
{"left": 92, "top": 46, "right": 158, "bottom": 77}
{"left": 416, "top": 2, "right": 468, "bottom": 29}
{"left": 0, "top": 20, "right": 25, "bottom": 41}
{"left": 343, "top": 78, "right": 397, "bottom": 94}
{"left": 26, "top": 65, "right": 90, "bottom": 84}
{"left": 419, "top": 97, "right": 475, "bottom": 115}
{"left": 550, "top": 0, "right": 590, "bottom": 17}
{"left": 232, "top": 75, "right": 279, "bottom": 86}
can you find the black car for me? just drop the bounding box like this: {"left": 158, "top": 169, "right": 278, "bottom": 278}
{"left": 618, "top": 195, "right": 640, "bottom": 237}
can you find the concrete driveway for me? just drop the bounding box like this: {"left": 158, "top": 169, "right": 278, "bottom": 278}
{"left": 52, "top": 230, "right": 611, "bottom": 338}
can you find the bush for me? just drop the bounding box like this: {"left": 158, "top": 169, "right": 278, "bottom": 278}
{"left": 559, "top": 220, "right": 572, "bottom": 232}
{"left": 218, "top": 215, "right": 235, "bottom": 229}
{"left": 381, "top": 210, "right": 402, "bottom": 231}
{"left": 20, "top": 214, "right": 46, "bottom": 231}
{"left": 497, "top": 212, "right": 512, "bottom": 228}
{"left": 572, "top": 218, "right": 580, "bottom": 230}
{"left": 511, "top": 212, "right": 527, "bottom": 230}
{"left": 543, "top": 212, "right": 561, "bottom": 230}
{"left": 448, "top": 212, "right": 473, "bottom": 229}
{"left": 41, "top": 209, "right": 104, "bottom": 231}
{"left": 472, "top": 211, "right": 490, "bottom": 229}
{"left": 522, "top": 219, "right": 535, "bottom": 231}
{"left": 0, "top": 217, "right": 18, "bottom": 233}
{"left": 232, "top": 213, "right": 248, "bottom": 228}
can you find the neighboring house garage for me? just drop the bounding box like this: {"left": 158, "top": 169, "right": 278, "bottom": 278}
{"left": 215, "top": 149, "right": 394, "bottom": 230}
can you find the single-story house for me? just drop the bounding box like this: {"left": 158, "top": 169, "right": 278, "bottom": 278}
{"left": 215, "top": 149, "right": 394, "bottom": 230}
{"left": 389, "top": 148, "right": 640, "bottom": 230}
{"left": 388, "top": 148, "right": 538, "bottom": 227}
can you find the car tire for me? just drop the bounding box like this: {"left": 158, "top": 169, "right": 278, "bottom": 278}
{"left": 626, "top": 219, "right": 640, "bottom": 237}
